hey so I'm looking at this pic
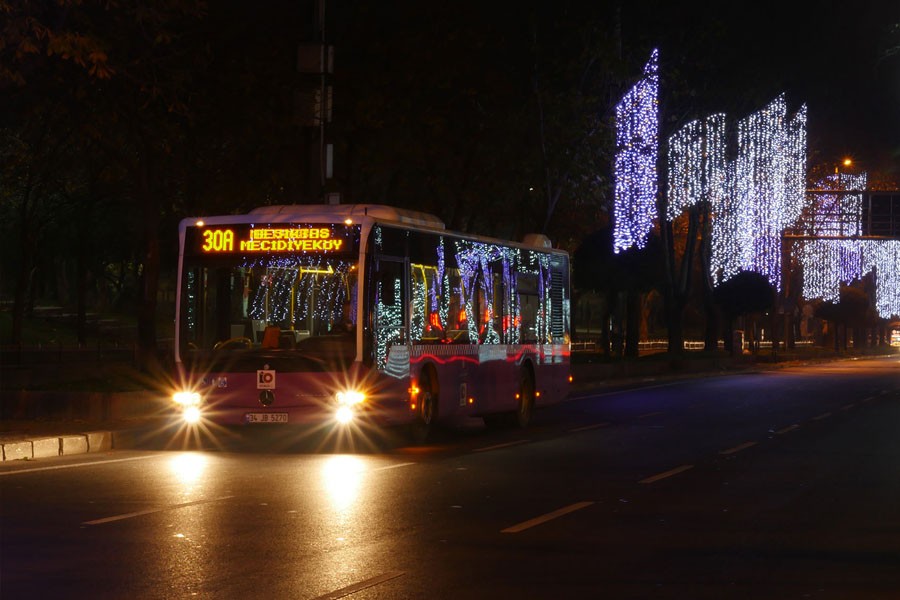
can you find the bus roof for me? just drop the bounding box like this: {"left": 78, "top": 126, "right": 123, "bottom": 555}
{"left": 247, "top": 204, "right": 446, "bottom": 230}
{"left": 183, "top": 203, "right": 563, "bottom": 253}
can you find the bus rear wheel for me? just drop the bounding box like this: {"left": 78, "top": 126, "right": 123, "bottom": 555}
{"left": 411, "top": 370, "right": 437, "bottom": 443}
{"left": 483, "top": 369, "right": 534, "bottom": 430}
{"left": 514, "top": 370, "right": 535, "bottom": 428}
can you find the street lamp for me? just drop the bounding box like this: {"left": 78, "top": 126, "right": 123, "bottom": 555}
{"left": 836, "top": 157, "right": 853, "bottom": 174}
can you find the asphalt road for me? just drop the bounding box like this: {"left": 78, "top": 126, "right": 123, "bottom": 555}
{"left": 2, "top": 356, "right": 899, "bottom": 599}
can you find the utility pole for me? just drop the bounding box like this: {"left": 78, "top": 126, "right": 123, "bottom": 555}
{"left": 297, "top": 0, "right": 335, "bottom": 203}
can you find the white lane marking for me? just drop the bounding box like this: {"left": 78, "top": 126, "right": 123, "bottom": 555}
{"left": 840, "top": 404, "right": 855, "bottom": 411}
{"left": 471, "top": 440, "right": 530, "bottom": 453}
{"left": 568, "top": 422, "right": 610, "bottom": 433}
{"left": 812, "top": 412, "right": 832, "bottom": 421}
{"left": 775, "top": 424, "right": 800, "bottom": 435}
{"left": 719, "top": 441, "right": 757, "bottom": 455}
{"left": 639, "top": 464, "right": 694, "bottom": 484}
{"left": 0, "top": 454, "right": 156, "bottom": 477}
{"left": 501, "top": 501, "right": 594, "bottom": 534}
{"left": 82, "top": 495, "right": 234, "bottom": 526}
{"left": 312, "top": 571, "right": 406, "bottom": 600}
{"left": 372, "top": 462, "right": 414, "bottom": 472}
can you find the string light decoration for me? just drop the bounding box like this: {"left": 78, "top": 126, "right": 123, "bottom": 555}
{"left": 614, "top": 49, "right": 659, "bottom": 253}
{"left": 865, "top": 242, "right": 900, "bottom": 318}
{"left": 665, "top": 99, "right": 806, "bottom": 290}
{"left": 247, "top": 256, "right": 353, "bottom": 330}
{"left": 667, "top": 114, "right": 727, "bottom": 220}
{"left": 804, "top": 172, "right": 868, "bottom": 236}
{"left": 720, "top": 95, "right": 807, "bottom": 289}
{"left": 374, "top": 276, "right": 403, "bottom": 371}
{"left": 798, "top": 240, "right": 864, "bottom": 302}
{"left": 799, "top": 239, "right": 900, "bottom": 318}
{"left": 400, "top": 234, "right": 562, "bottom": 349}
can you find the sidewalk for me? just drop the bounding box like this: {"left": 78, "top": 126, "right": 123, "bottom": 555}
{"left": 0, "top": 390, "right": 171, "bottom": 461}
{"left": 0, "top": 414, "right": 176, "bottom": 461}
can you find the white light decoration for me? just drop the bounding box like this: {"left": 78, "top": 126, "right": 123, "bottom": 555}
{"left": 719, "top": 95, "right": 807, "bottom": 289}
{"left": 613, "top": 49, "right": 659, "bottom": 253}
{"left": 798, "top": 239, "right": 864, "bottom": 302}
{"left": 247, "top": 256, "right": 352, "bottom": 329}
{"left": 805, "top": 172, "right": 867, "bottom": 236}
{"left": 667, "top": 114, "right": 727, "bottom": 220}
{"left": 799, "top": 239, "right": 900, "bottom": 318}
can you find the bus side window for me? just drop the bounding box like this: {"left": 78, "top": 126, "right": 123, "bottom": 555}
{"left": 478, "top": 267, "right": 502, "bottom": 344}
{"left": 517, "top": 272, "right": 539, "bottom": 344}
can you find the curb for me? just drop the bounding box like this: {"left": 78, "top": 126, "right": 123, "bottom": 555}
{"left": 2, "top": 431, "right": 114, "bottom": 461}
{"left": 0, "top": 426, "right": 161, "bottom": 462}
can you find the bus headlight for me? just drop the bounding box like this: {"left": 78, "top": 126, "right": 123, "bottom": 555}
{"left": 173, "top": 391, "right": 203, "bottom": 423}
{"left": 335, "top": 390, "right": 365, "bottom": 406}
{"left": 335, "top": 405, "right": 355, "bottom": 424}
{"left": 183, "top": 405, "right": 202, "bottom": 424}
{"left": 173, "top": 391, "right": 202, "bottom": 407}
{"left": 334, "top": 390, "right": 365, "bottom": 424}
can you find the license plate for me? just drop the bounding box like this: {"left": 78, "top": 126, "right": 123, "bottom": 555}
{"left": 245, "top": 413, "right": 288, "bottom": 424}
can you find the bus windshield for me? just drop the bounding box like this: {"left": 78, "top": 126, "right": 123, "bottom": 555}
{"left": 178, "top": 253, "right": 359, "bottom": 366}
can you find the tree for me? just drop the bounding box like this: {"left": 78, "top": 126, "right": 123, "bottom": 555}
{"left": 1, "top": 0, "right": 208, "bottom": 370}
{"left": 573, "top": 226, "right": 662, "bottom": 357}
{"left": 815, "top": 286, "right": 873, "bottom": 352}
{"left": 713, "top": 271, "right": 775, "bottom": 355}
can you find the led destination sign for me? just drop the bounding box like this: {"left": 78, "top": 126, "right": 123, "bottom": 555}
{"left": 187, "top": 224, "right": 358, "bottom": 256}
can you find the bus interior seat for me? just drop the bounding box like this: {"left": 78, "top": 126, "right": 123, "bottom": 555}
{"left": 251, "top": 319, "right": 267, "bottom": 342}
{"left": 261, "top": 325, "right": 281, "bottom": 349}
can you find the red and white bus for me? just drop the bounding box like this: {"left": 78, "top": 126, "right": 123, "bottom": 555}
{"left": 172, "top": 204, "right": 570, "bottom": 440}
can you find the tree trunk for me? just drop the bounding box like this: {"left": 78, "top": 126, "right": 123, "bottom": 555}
{"left": 722, "top": 315, "right": 735, "bottom": 355}
{"left": 135, "top": 156, "right": 161, "bottom": 374}
{"left": 625, "top": 289, "right": 640, "bottom": 358}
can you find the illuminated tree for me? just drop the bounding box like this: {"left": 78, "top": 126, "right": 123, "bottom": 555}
{"left": 613, "top": 49, "right": 659, "bottom": 254}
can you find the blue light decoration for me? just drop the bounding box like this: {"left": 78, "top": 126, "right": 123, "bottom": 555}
{"left": 613, "top": 49, "right": 659, "bottom": 254}
{"left": 403, "top": 235, "right": 559, "bottom": 349}
{"left": 454, "top": 240, "right": 508, "bottom": 344}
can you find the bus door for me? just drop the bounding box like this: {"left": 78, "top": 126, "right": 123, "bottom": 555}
{"left": 368, "top": 256, "right": 408, "bottom": 377}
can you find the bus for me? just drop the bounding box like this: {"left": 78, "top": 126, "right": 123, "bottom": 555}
{"left": 171, "top": 204, "right": 570, "bottom": 440}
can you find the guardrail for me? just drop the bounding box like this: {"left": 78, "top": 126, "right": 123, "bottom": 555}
{"left": 571, "top": 339, "right": 817, "bottom": 352}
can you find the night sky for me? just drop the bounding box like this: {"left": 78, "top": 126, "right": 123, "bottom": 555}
{"left": 334, "top": 0, "right": 899, "bottom": 178}
{"left": 638, "top": 0, "right": 900, "bottom": 174}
